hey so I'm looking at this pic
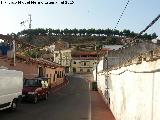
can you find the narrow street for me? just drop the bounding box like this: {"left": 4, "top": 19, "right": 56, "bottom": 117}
{"left": 0, "top": 75, "right": 91, "bottom": 120}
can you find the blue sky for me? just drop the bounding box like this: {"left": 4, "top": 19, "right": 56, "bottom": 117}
{"left": 0, "top": 0, "right": 160, "bottom": 37}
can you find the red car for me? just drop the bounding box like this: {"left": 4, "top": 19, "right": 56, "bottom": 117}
{"left": 22, "top": 78, "right": 49, "bottom": 104}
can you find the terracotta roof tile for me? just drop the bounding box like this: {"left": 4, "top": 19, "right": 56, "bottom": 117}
{"left": 16, "top": 53, "right": 61, "bottom": 68}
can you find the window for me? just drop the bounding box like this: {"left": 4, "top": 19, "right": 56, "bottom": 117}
{"left": 53, "top": 74, "right": 55, "bottom": 81}
{"left": 73, "top": 68, "right": 76, "bottom": 73}
{"left": 46, "top": 74, "right": 48, "bottom": 77}
{"left": 57, "top": 71, "right": 61, "bottom": 78}
{"left": 62, "top": 71, "right": 64, "bottom": 77}
{"left": 57, "top": 71, "right": 59, "bottom": 78}
{"left": 87, "top": 69, "right": 90, "bottom": 72}
{"left": 66, "top": 60, "right": 69, "bottom": 65}
{"left": 74, "top": 61, "right": 76, "bottom": 64}
{"left": 55, "top": 53, "right": 58, "bottom": 57}
{"left": 84, "top": 62, "right": 86, "bottom": 66}
{"left": 80, "top": 69, "right": 83, "bottom": 72}
{"left": 60, "top": 71, "right": 62, "bottom": 78}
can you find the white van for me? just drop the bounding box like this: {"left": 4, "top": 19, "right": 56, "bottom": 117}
{"left": 0, "top": 69, "right": 23, "bottom": 111}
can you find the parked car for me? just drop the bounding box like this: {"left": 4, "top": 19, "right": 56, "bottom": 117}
{"left": 22, "top": 78, "right": 49, "bottom": 104}
{"left": 0, "top": 69, "right": 23, "bottom": 111}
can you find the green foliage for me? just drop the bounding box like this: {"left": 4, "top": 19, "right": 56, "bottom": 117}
{"left": 123, "top": 29, "right": 130, "bottom": 37}
{"left": 107, "top": 37, "right": 117, "bottom": 45}
{"left": 24, "top": 49, "right": 41, "bottom": 58}
{"left": 151, "top": 33, "right": 158, "bottom": 39}
{"left": 95, "top": 43, "right": 102, "bottom": 50}
{"left": 14, "top": 28, "right": 158, "bottom": 47}
{"left": 17, "top": 28, "right": 157, "bottom": 40}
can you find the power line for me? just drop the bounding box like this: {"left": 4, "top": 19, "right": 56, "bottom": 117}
{"left": 114, "top": 0, "right": 131, "bottom": 29}
{"left": 134, "top": 14, "right": 160, "bottom": 39}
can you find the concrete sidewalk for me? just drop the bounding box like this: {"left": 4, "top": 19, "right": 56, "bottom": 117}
{"left": 91, "top": 91, "right": 115, "bottom": 120}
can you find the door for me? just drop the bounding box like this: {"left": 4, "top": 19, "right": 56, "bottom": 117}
{"left": 73, "top": 68, "right": 76, "bottom": 73}
{"left": 39, "top": 67, "right": 43, "bottom": 77}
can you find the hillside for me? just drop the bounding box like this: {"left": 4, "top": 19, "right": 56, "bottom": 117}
{"left": 13, "top": 28, "right": 158, "bottom": 47}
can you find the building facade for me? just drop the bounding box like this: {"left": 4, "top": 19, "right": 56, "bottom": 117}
{"left": 44, "top": 40, "right": 71, "bottom": 73}
{"left": 0, "top": 44, "right": 65, "bottom": 88}
{"left": 71, "top": 51, "right": 98, "bottom": 73}
{"left": 53, "top": 49, "right": 72, "bottom": 73}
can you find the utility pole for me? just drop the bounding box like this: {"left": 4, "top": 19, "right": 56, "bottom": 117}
{"left": 95, "top": 42, "right": 98, "bottom": 82}
{"left": 93, "top": 42, "right": 99, "bottom": 91}
{"left": 106, "top": 52, "right": 109, "bottom": 100}
{"left": 95, "top": 42, "right": 101, "bottom": 82}
{"left": 12, "top": 36, "right": 16, "bottom": 66}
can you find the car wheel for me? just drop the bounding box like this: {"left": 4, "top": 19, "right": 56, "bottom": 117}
{"left": 10, "top": 100, "right": 17, "bottom": 111}
{"left": 44, "top": 93, "right": 48, "bottom": 100}
{"left": 33, "top": 95, "right": 38, "bottom": 104}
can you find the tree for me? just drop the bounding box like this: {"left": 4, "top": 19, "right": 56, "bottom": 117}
{"left": 54, "top": 29, "right": 61, "bottom": 36}
{"left": 95, "top": 29, "right": 102, "bottom": 36}
{"left": 78, "top": 29, "right": 83, "bottom": 36}
{"left": 151, "top": 33, "right": 158, "bottom": 39}
{"left": 107, "top": 37, "right": 117, "bottom": 45}
{"left": 63, "top": 28, "right": 69, "bottom": 35}
{"left": 123, "top": 29, "right": 131, "bottom": 37}
{"left": 130, "top": 31, "right": 136, "bottom": 38}
{"left": 119, "top": 31, "right": 123, "bottom": 37}
{"left": 72, "top": 28, "right": 78, "bottom": 36}
{"left": 47, "top": 28, "right": 53, "bottom": 36}
{"left": 95, "top": 43, "right": 102, "bottom": 50}
{"left": 82, "top": 29, "right": 87, "bottom": 36}
{"left": 104, "top": 29, "right": 112, "bottom": 36}
{"left": 142, "top": 33, "right": 148, "bottom": 40}
{"left": 113, "top": 29, "right": 120, "bottom": 36}
{"left": 87, "top": 28, "right": 95, "bottom": 36}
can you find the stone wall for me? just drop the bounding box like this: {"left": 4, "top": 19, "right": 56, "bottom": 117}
{"left": 106, "top": 42, "right": 159, "bottom": 69}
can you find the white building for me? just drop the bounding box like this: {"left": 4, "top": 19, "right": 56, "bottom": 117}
{"left": 53, "top": 49, "right": 72, "bottom": 73}
{"left": 103, "top": 45, "right": 123, "bottom": 50}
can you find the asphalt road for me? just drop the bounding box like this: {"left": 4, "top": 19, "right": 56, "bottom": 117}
{"left": 0, "top": 75, "right": 91, "bottom": 120}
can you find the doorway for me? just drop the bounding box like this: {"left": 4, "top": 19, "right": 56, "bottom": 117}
{"left": 39, "top": 67, "right": 44, "bottom": 77}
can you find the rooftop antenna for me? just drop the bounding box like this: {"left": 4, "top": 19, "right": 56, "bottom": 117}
{"left": 20, "top": 14, "right": 32, "bottom": 29}
{"left": 28, "top": 14, "right": 32, "bottom": 29}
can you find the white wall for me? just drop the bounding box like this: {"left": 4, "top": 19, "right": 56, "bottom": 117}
{"left": 93, "top": 58, "right": 104, "bottom": 82}
{"left": 93, "top": 68, "right": 96, "bottom": 81}
{"left": 97, "top": 73, "right": 106, "bottom": 95}
{"left": 96, "top": 59, "right": 160, "bottom": 120}
{"left": 97, "top": 58, "right": 104, "bottom": 72}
